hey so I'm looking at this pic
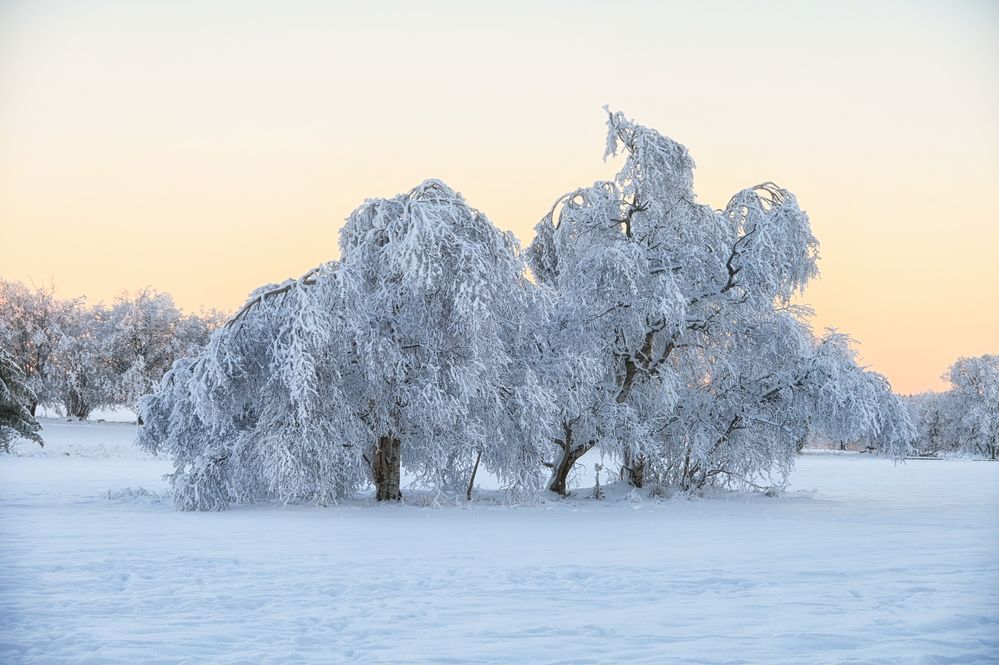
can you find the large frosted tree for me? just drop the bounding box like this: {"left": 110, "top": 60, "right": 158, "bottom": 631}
{"left": 527, "top": 110, "right": 912, "bottom": 495}
{"left": 139, "top": 180, "right": 552, "bottom": 508}
{"left": 138, "top": 264, "right": 364, "bottom": 509}
{"left": 335, "top": 180, "right": 553, "bottom": 500}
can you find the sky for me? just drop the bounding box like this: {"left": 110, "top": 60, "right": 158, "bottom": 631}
{"left": 1, "top": 0, "right": 997, "bottom": 394}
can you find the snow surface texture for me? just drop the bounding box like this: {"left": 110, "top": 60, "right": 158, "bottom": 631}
{"left": 1, "top": 420, "right": 997, "bottom": 664}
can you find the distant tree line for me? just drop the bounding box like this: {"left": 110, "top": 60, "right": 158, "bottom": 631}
{"left": 0, "top": 280, "right": 224, "bottom": 420}
{"left": 906, "top": 355, "right": 999, "bottom": 459}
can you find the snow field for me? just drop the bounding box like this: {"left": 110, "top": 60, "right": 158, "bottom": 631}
{"left": 1, "top": 420, "right": 997, "bottom": 664}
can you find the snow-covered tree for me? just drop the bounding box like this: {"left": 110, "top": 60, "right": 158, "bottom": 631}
{"left": 906, "top": 356, "right": 998, "bottom": 459}
{"left": 0, "top": 280, "right": 223, "bottom": 419}
{"left": 50, "top": 302, "right": 116, "bottom": 420}
{"left": 140, "top": 180, "right": 552, "bottom": 508}
{"left": 139, "top": 265, "right": 368, "bottom": 509}
{"left": 336, "top": 180, "right": 553, "bottom": 500}
{"left": 0, "top": 283, "right": 116, "bottom": 419}
{"left": 527, "top": 110, "right": 912, "bottom": 495}
{"left": 802, "top": 331, "right": 914, "bottom": 456}
{"left": 0, "top": 349, "right": 44, "bottom": 452}
{"left": 0, "top": 280, "right": 78, "bottom": 414}
{"left": 904, "top": 392, "right": 956, "bottom": 456}
{"left": 945, "top": 355, "right": 999, "bottom": 459}
{"left": 106, "top": 289, "right": 223, "bottom": 407}
{"left": 640, "top": 320, "right": 913, "bottom": 493}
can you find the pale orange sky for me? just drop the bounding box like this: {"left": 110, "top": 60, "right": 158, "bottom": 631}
{"left": 1, "top": 0, "right": 997, "bottom": 394}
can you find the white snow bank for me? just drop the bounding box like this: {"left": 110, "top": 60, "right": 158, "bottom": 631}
{"left": 0, "top": 422, "right": 996, "bottom": 664}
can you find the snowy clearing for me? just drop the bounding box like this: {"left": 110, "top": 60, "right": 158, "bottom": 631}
{"left": 1, "top": 420, "right": 997, "bottom": 664}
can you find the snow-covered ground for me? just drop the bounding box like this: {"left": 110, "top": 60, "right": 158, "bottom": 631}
{"left": 1, "top": 420, "right": 997, "bottom": 664}
{"left": 34, "top": 406, "right": 138, "bottom": 423}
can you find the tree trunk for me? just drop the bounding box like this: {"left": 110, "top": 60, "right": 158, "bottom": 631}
{"left": 548, "top": 445, "right": 584, "bottom": 496}
{"left": 64, "top": 390, "right": 91, "bottom": 420}
{"left": 622, "top": 447, "right": 645, "bottom": 488}
{"left": 548, "top": 424, "right": 592, "bottom": 496}
{"left": 372, "top": 435, "right": 402, "bottom": 501}
{"left": 615, "top": 343, "right": 653, "bottom": 489}
{"left": 29, "top": 401, "right": 38, "bottom": 417}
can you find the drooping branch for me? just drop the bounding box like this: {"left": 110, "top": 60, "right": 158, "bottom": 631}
{"left": 224, "top": 266, "right": 322, "bottom": 330}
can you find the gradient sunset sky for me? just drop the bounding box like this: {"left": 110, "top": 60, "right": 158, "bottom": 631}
{"left": 1, "top": 0, "right": 996, "bottom": 394}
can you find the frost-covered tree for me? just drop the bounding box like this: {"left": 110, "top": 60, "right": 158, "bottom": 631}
{"left": 0, "top": 280, "right": 223, "bottom": 419}
{"left": 904, "top": 392, "right": 956, "bottom": 456}
{"left": 802, "top": 332, "right": 914, "bottom": 456}
{"left": 51, "top": 302, "right": 116, "bottom": 420}
{"left": 0, "top": 349, "right": 44, "bottom": 452}
{"left": 0, "top": 280, "right": 78, "bottom": 414}
{"left": 336, "top": 180, "right": 552, "bottom": 500}
{"left": 139, "top": 265, "right": 367, "bottom": 509}
{"left": 906, "top": 356, "right": 999, "bottom": 459}
{"left": 106, "top": 289, "right": 223, "bottom": 407}
{"left": 945, "top": 355, "right": 999, "bottom": 459}
{"left": 528, "top": 110, "right": 912, "bottom": 495}
{"left": 139, "top": 180, "right": 552, "bottom": 508}
{"left": 0, "top": 283, "right": 115, "bottom": 419}
{"left": 642, "top": 321, "right": 913, "bottom": 493}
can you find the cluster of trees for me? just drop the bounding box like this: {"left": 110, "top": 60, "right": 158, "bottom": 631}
{"left": 0, "top": 281, "right": 223, "bottom": 420}
{"left": 139, "top": 111, "right": 916, "bottom": 510}
{"left": 906, "top": 355, "right": 999, "bottom": 459}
